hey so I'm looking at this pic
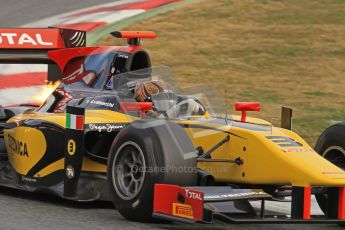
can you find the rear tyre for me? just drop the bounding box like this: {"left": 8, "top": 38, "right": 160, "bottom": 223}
{"left": 0, "top": 138, "right": 7, "bottom": 160}
{"left": 107, "top": 120, "right": 197, "bottom": 221}
{"left": 314, "top": 122, "right": 345, "bottom": 215}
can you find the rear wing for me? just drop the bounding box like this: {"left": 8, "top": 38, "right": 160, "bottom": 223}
{"left": 0, "top": 27, "right": 86, "bottom": 81}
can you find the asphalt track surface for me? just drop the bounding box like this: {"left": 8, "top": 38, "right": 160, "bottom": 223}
{"left": 0, "top": 0, "right": 118, "bottom": 27}
{"left": 0, "top": 1, "right": 340, "bottom": 229}
{"left": 0, "top": 186, "right": 336, "bottom": 230}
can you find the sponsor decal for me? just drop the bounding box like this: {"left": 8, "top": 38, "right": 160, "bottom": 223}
{"left": 282, "top": 149, "right": 314, "bottom": 153}
{"left": 184, "top": 189, "right": 203, "bottom": 201}
{"left": 88, "top": 123, "right": 125, "bottom": 132}
{"left": 7, "top": 134, "right": 29, "bottom": 157}
{"left": 118, "top": 53, "right": 129, "bottom": 59}
{"left": 69, "top": 31, "right": 85, "bottom": 47}
{"left": 67, "top": 139, "right": 76, "bottom": 156}
{"left": 0, "top": 29, "right": 65, "bottom": 49}
{"left": 66, "top": 165, "right": 75, "bottom": 179}
{"left": 22, "top": 176, "right": 37, "bottom": 183}
{"left": 172, "top": 203, "right": 194, "bottom": 220}
{"left": 86, "top": 99, "right": 115, "bottom": 108}
{"left": 66, "top": 113, "right": 84, "bottom": 130}
{"left": 0, "top": 33, "right": 53, "bottom": 46}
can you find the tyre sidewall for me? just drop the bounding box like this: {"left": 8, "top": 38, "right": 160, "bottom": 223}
{"left": 107, "top": 126, "right": 163, "bottom": 221}
{"left": 107, "top": 120, "right": 197, "bottom": 221}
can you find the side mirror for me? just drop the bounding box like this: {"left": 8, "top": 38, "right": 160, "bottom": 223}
{"left": 235, "top": 102, "right": 260, "bottom": 122}
{"left": 0, "top": 106, "right": 8, "bottom": 120}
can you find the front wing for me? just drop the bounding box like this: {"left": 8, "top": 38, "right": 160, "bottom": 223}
{"left": 153, "top": 184, "right": 345, "bottom": 224}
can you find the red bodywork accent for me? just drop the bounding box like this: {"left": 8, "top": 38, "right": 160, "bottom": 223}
{"left": 235, "top": 102, "right": 260, "bottom": 122}
{"left": 49, "top": 47, "right": 113, "bottom": 72}
{"left": 115, "top": 31, "right": 157, "bottom": 39}
{"left": 338, "top": 187, "right": 345, "bottom": 219}
{"left": 0, "top": 28, "right": 65, "bottom": 49}
{"left": 153, "top": 184, "right": 204, "bottom": 222}
{"left": 303, "top": 187, "right": 311, "bottom": 220}
{"left": 120, "top": 102, "right": 152, "bottom": 119}
{"left": 62, "top": 57, "right": 97, "bottom": 85}
{"left": 53, "top": 87, "right": 73, "bottom": 113}
{"left": 48, "top": 46, "right": 141, "bottom": 72}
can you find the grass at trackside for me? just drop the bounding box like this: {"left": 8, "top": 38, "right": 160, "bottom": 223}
{"left": 99, "top": 0, "right": 345, "bottom": 146}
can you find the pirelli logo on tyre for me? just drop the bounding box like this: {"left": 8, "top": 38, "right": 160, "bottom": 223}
{"left": 172, "top": 203, "right": 194, "bottom": 220}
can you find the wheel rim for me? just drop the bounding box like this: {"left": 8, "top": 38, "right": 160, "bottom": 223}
{"left": 112, "top": 141, "right": 146, "bottom": 200}
{"left": 323, "top": 146, "right": 345, "bottom": 169}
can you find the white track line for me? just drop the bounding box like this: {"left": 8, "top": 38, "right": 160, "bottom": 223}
{"left": 54, "top": 9, "right": 145, "bottom": 25}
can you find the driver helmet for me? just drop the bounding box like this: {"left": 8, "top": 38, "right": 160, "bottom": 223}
{"left": 134, "top": 80, "right": 177, "bottom": 112}
{"left": 134, "top": 80, "right": 174, "bottom": 102}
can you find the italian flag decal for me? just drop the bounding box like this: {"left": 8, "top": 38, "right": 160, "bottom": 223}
{"left": 66, "top": 113, "right": 84, "bottom": 130}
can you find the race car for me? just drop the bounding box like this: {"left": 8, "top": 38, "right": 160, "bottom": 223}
{"left": 1, "top": 27, "right": 345, "bottom": 224}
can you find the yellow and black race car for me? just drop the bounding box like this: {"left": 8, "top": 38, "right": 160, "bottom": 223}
{"left": 1, "top": 27, "right": 345, "bottom": 225}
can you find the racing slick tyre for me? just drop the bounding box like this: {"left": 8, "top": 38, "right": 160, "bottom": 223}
{"left": 314, "top": 122, "right": 345, "bottom": 215}
{"left": 0, "top": 138, "right": 7, "bottom": 160}
{"left": 107, "top": 120, "right": 197, "bottom": 221}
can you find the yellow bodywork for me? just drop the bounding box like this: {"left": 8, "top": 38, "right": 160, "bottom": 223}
{"left": 186, "top": 120, "right": 345, "bottom": 187}
{"left": 4, "top": 110, "right": 345, "bottom": 187}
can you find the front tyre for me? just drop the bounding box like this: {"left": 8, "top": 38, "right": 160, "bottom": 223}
{"left": 107, "top": 120, "right": 197, "bottom": 221}
{"left": 314, "top": 122, "right": 345, "bottom": 215}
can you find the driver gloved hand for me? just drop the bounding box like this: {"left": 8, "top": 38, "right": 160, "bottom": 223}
{"left": 185, "top": 99, "right": 205, "bottom": 114}
{"left": 158, "top": 99, "right": 205, "bottom": 119}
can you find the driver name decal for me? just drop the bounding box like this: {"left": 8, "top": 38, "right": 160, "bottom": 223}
{"left": 7, "top": 134, "right": 29, "bottom": 157}
{"left": 86, "top": 99, "right": 115, "bottom": 108}
{"left": 88, "top": 123, "right": 126, "bottom": 132}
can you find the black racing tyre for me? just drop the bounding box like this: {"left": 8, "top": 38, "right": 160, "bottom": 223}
{"left": 0, "top": 138, "right": 5, "bottom": 152}
{"left": 0, "top": 138, "right": 7, "bottom": 160}
{"left": 314, "top": 122, "right": 345, "bottom": 215}
{"left": 107, "top": 120, "right": 197, "bottom": 221}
